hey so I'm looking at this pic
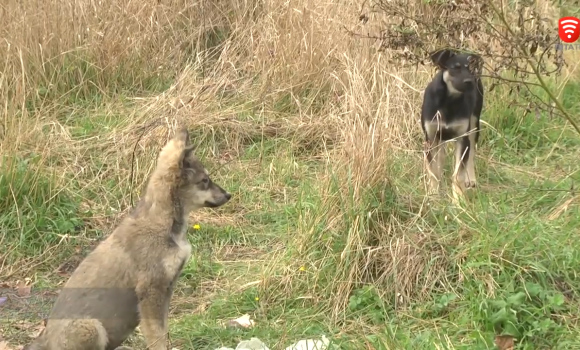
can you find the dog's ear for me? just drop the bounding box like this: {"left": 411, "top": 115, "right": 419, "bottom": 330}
{"left": 184, "top": 144, "right": 195, "bottom": 157}
{"left": 174, "top": 128, "right": 190, "bottom": 146}
{"left": 430, "top": 49, "right": 455, "bottom": 69}
{"left": 466, "top": 53, "right": 483, "bottom": 73}
{"left": 179, "top": 144, "right": 196, "bottom": 168}
{"left": 174, "top": 128, "right": 194, "bottom": 167}
{"left": 466, "top": 53, "right": 482, "bottom": 65}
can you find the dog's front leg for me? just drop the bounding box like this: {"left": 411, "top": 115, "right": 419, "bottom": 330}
{"left": 452, "top": 135, "right": 471, "bottom": 199}
{"left": 464, "top": 114, "right": 479, "bottom": 188}
{"left": 136, "top": 282, "right": 169, "bottom": 350}
{"left": 422, "top": 114, "right": 446, "bottom": 195}
{"left": 425, "top": 136, "right": 445, "bottom": 195}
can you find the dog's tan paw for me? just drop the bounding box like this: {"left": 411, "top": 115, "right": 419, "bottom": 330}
{"left": 427, "top": 183, "right": 440, "bottom": 196}
{"left": 464, "top": 180, "right": 477, "bottom": 189}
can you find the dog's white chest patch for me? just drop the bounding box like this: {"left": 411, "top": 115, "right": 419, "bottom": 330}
{"left": 442, "top": 71, "right": 463, "bottom": 97}
{"left": 175, "top": 236, "right": 192, "bottom": 258}
{"left": 424, "top": 116, "right": 469, "bottom": 140}
{"left": 163, "top": 235, "right": 192, "bottom": 278}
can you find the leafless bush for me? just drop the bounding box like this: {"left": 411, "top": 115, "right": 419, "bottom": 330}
{"left": 349, "top": 0, "right": 579, "bottom": 134}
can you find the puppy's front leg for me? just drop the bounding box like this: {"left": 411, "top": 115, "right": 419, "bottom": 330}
{"left": 464, "top": 114, "right": 479, "bottom": 189}
{"left": 422, "top": 109, "right": 445, "bottom": 196}
{"left": 425, "top": 137, "right": 445, "bottom": 195}
{"left": 137, "top": 282, "right": 169, "bottom": 350}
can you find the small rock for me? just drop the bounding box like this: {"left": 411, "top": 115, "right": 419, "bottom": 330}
{"left": 224, "top": 314, "right": 255, "bottom": 329}
{"left": 284, "top": 335, "right": 330, "bottom": 350}
{"left": 235, "top": 337, "right": 270, "bottom": 350}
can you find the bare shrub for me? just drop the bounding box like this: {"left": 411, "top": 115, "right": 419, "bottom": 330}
{"left": 349, "top": 0, "right": 579, "bottom": 133}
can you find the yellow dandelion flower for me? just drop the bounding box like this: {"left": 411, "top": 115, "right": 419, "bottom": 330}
{"left": 299, "top": 266, "right": 306, "bottom": 271}
{"left": 193, "top": 224, "right": 201, "bottom": 230}
{"left": 255, "top": 297, "right": 259, "bottom": 301}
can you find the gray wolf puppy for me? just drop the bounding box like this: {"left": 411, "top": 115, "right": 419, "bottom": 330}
{"left": 421, "top": 48, "right": 484, "bottom": 198}
{"left": 25, "top": 129, "right": 231, "bottom": 350}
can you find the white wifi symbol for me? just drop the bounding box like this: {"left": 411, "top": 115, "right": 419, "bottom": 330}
{"left": 561, "top": 19, "right": 579, "bottom": 39}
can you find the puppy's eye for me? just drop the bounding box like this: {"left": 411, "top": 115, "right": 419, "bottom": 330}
{"left": 200, "top": 178, "right": 209, "bottom": 184}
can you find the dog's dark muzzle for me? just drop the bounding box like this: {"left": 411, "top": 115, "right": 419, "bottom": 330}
{"left": 204, "top": 191, "right": 232, "bottom": 208}
{"left": 456, "top": 77, "right": 475, "bottom": 92}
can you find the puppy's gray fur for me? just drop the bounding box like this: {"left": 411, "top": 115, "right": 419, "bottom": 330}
{"left": 25, "top": 128, "right": 231, "bottom": 350}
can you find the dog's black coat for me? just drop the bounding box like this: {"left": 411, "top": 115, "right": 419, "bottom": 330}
{"left": 420, "top": 48, "right": 484, "bottom": 190}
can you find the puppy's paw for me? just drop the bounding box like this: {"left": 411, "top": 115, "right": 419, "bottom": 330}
{"left": 426, "top": 183, "right": 440, "bottom": 196}
{"left": 464, "top": 180, "right": 477, "bottom": 189}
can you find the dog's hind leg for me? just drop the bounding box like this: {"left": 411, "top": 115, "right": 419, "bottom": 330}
{"left": 43, "top": 319, "right": 108, "bottom": 350}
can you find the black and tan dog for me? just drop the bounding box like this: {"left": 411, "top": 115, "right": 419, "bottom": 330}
{"left": 25, "top": 129, "right": 232, "bottom": 350}
{"left": 421, "top": 48, "right": 484, "bottom": 198}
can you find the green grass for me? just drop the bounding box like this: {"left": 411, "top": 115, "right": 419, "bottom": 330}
{"left": 2, "top": 76, "right": 579, "bottom": 350}
{"left": 3, "top": 23, "right": 580, "bottom": 350}
{"left": 0, "top": 155, "right": 82, "bottom": 258}
{"left": 163, "top": 79, "right": 580, "bottom": 349}
{"left": 4, "top": 83, "right": 580, "bottom": 348}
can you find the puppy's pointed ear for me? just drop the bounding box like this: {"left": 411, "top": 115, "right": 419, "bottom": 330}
{"left": 179, "top": 144, "right": 196, "bottom": 168}
{"left": 174, "top": 128, "right": 193, "bottom": 167}
{"left": 183, "top": 144, "right": 195, "bottom": 157}
{"left": 466, "top": 53, "right": 483, "bottom": 74}
{"left": 430, "top": 49, "right": 454, "bottom": 69}
{"left": 467, "top": 53, "right": 483, "bottom": 65}
{"left": 174, "top": 128, "right": 190, "bottom": 147}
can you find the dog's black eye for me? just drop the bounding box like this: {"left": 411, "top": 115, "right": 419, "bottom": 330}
{"left": 201, "top": 178, "right": 209, "bottom": 184}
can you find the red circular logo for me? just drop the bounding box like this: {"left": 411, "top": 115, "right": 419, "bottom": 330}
{"left": 559, "top": 17, "right": 580, "bottom": 44}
